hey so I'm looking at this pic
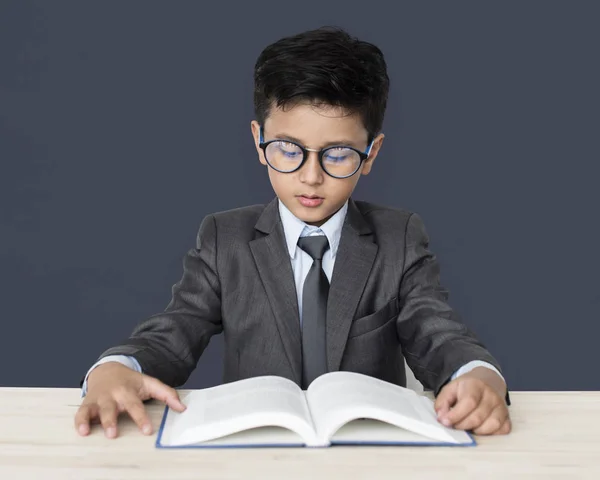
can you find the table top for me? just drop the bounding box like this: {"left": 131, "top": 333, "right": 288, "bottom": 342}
{"left": 1, "top": 388, "right": 599, "bottom": 479}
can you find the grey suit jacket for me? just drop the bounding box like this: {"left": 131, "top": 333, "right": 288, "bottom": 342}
{"left": 97, "top": 197, "right": 504, "bottom": 395}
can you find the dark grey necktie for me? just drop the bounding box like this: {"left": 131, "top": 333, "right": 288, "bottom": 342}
{"left": 297, "top": 235, "right": 330, "bottom": 389}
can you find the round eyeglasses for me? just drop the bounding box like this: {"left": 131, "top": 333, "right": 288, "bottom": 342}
{"left": 259, "top": 128, "right": 374, "bottom": 179}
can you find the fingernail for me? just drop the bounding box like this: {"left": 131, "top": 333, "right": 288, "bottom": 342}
{"left": 142, "top": 424, "right": 152, "bottom": 435}
{"left": 78, "top": 424, "right": 89, "bottom": 436}
{"left": 441, "top": 418, "right": 451, "bottom": 427}
{"left": 105, "top": 427, "right": 116, "bottom": 438}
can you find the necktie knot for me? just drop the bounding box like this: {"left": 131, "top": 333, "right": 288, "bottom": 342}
{"left": 298, "top": 236, "right": 330, "bottom": 261}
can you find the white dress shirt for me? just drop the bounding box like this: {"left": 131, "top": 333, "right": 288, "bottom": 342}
{"left": 82, "top": 200, "right": 502, "bottom": 395}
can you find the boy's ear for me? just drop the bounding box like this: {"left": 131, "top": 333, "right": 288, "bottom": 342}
{"left": 250, "top": 121, "right": 268, "bottom": 166}
{"left": 361, "top": 133, "right": 385, "bottom": 176}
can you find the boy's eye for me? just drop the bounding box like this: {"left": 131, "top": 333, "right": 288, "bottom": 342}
{"left": 276, "top": 142, "right": 302, "bottom": 157}
{"left": 324, "top": 148, "right": 354, "bottom": 162}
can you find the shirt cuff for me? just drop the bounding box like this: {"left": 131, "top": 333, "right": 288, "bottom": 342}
{"left": 80, "top": 355, "right": 142, "bottom": 397}
{"left": 451, "top": 360, "right": 505, "bottom": 383}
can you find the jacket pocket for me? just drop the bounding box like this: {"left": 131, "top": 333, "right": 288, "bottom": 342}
{"left": 347, "top": 296, "right": 400, "bottom": 339}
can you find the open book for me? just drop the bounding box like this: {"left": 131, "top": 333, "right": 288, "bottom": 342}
{"left": 156, "top": 371, "right": 474, "bottom": 448}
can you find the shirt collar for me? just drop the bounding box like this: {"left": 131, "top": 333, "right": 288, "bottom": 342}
{"left": 278, "top": 199, "right": 348, "bottom": 259}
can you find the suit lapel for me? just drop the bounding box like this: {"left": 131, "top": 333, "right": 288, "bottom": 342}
{"left": 249, "top": 199, "right": 302, "bottom": 384}
{"left": 327, "top": 199, "right": 378, "bottom": 372}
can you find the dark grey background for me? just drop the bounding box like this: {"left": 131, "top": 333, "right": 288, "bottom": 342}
{"left": 1, "top": 1, "right": 598, "bottom": 390}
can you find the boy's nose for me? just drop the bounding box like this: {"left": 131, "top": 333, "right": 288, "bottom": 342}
{"left": 299, "top": 152, "right": 324, "bottom": 185}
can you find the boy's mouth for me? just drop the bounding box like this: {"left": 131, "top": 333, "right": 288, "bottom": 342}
{"left": 297, "top": 194, "right": 324, "bottom": 208}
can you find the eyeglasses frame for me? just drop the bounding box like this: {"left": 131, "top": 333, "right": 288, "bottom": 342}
{"left": 258, "top": 127, "right": 375, "bottom": 179}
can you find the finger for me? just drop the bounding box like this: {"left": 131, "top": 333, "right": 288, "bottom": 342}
{"left": 436, "top": 405, "right": 450, "bottom": 422}
{"left": 121, "top": 396, "right": 153, "bottom": 435}
{"left": 74, "top": 403, "right": 98, "bottom": 436}
{"left": 434, "top": 381, "right": 458, "bottom": 419}
{"left": 145, "top": 377, "right": 187, "bottom": 412}
{"left": 441, "top": 387, "right": 483, "bottom": 427}
{"left": 453, "top": 391, "right": 497, "bottom": 431}
{"left": 97, "top": 398, "right": 120, "bottom": 438}
{"left": 473, "top": 405, "right": 510, "bottom": 435}
{"left": 453, "top": 405, "right": 494, "bottom": 432}
{"left": 498, "top": 417, "right": 512, "bottom": 435}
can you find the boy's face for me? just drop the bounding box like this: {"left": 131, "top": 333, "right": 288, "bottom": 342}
{"left": 251, "top": 103, "right": 384, "bottom": 226}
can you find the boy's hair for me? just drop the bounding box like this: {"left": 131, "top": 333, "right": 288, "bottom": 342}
{"left": 254, "top": 26, "right": 389, "bottom": 141}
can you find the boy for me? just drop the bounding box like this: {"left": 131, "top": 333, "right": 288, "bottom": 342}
{"left": 75, "top": 27, "right": 510, "bottom": 439}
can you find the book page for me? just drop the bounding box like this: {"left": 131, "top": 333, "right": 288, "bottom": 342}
{"left": 160, "top": 376, "right": 319, "bottom": 446}
{"left": 331, "top": 419, "right": 465, "bottom": 445}
{"left": 306, "top": 372, "right": 471, "bottom": 445}
{"left": 179, "top": 426, "right": 310, "bottom": 447}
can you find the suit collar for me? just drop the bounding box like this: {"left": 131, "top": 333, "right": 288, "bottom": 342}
{"left": 254, "top": 197, "right": 279, "bottom": 234}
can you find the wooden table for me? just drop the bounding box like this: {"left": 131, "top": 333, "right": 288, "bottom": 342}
{"left": 1, "top": 389, "right": 599, "bottom": 479}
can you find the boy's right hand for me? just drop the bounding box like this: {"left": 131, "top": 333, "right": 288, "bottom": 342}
{"left": 74, "top": 362, "right": 186, "bottom": 439}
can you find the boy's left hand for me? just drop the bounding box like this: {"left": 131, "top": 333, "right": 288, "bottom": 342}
{"left": 434, "top": 367, "right": 511, "bottom": 435}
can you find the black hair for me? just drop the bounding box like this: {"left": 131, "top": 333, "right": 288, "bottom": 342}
{"left": 254, "top": 26, "right": 389, "bottom": 141}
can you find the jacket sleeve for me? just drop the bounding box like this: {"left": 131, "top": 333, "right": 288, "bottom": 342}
{"left": 91, "top": 214, "right": 223, "bottom": 387}
{"left": 396, "top": 213, "right": 508, "bottom": 399}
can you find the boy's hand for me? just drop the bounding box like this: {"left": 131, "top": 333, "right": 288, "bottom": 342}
{"left": 434, "top": 367, "right": 511, "bottom": 435}
{"left": 74, "top": 362, "right": 186, "bottom": 439}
